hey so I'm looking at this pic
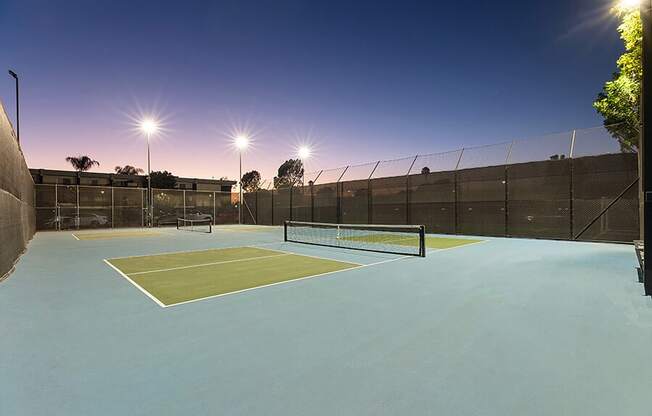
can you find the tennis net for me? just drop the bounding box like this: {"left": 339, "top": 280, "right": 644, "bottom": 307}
{"left": 177, "top": 218, "right": 212, "bottom": 233}
{"left": 284, "top": 221, "right": 426, "bottom": 257}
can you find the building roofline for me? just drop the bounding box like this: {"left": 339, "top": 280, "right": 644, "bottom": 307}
{"left": 29, "top": 168, "right": 236, "bottom": 185}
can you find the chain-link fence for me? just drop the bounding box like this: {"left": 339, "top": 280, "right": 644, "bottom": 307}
{"left": 243, "top": 124, "right": 639, "bottom": 243}
{"left": 34, "top": 185, "right": 237, "bottom": 230}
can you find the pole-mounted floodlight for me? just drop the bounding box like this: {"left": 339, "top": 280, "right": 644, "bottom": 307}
{"left": 297, "top": 146, "right": 312, "bottom": 186}
{"left": 234, "top": 135, "right": 249, "bottom": 224}
{"left": 616, "top": 0, "right": 641, "bottom": 10}
{"left": 8, "top": 70, "right": 19, "bottom": 144}
{"left": 139, "top": 118, "right": 160, "bottom": 227}
{"left": 297, "top": 145, "right": 312, "bottom": 160}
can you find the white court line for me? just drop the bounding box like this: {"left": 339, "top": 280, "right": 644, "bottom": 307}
{"left": 164, "top": 254, "right": 412, "bottom": 308}
{"left": 103, "top": 259, "right": 167, "bottom": 308}
{"left": 127, "top": 253, "right": 291, "bottom": 275}
{"left": 71, "top": 233, "right": 80, "bottom": 241}
{"left": 107, "top": 245, "right": 280, "bottom": 261}
{"left": 250, "top": 245, "right": 365, "bottom": 266}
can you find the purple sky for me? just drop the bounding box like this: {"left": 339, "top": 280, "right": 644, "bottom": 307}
{"left": 0, "top": 0, "right": 625, "bottom": 184}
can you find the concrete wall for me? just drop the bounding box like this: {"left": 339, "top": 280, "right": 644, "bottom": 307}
{"left": 0, "top": 99, "right": 35, "bottom": 280}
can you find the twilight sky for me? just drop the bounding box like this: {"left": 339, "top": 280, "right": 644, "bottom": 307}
{"left": 0, "top": 0, "right": 625, "bottom": 183}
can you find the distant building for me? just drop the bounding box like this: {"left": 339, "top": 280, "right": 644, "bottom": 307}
{"left": 30, "top": 169, "right": 236, "bottom": 192}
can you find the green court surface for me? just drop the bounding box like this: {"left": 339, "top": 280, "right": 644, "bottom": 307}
{"left": 74, "top": 230, "right": 163, "bottom": 240}
{"left": 344, "top": 234, "right": 483, "bottom": 249}
{"left": 106, "top": 246, "right": 359, "bottom": 306}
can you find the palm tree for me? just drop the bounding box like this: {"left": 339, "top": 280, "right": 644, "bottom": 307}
{"left": 65, "top": 155, "right": 100, "bottom": 172}
{"left": 114, "top": 165, "right": 144, "bottom": 175}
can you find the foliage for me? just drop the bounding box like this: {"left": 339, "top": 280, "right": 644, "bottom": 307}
{"left": 593, "top": 9, "right": 642, "bottom": 152}
{"left": 114, "top": 165, "right": 144, "bottom": 175}
{"left": 421, "top": 167, "right": 430, "bottom": 174}
{"left": 150, "top": 170, "right": 177, "bottom": 189}
{"left": 273, "top": 159, "right": 304, "bottom": 188}
{"left": 65, "top": 155, "right": 100, "bottom": 172}
{"left": 240, "top": 170, "right": 262, "bottom": 192}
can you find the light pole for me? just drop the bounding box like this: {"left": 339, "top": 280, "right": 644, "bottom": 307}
{"left": 235, "top": 135, "right": 249, "bottom": 225}
{"left": 8, "top": 70, "right": 19, "bottom": 144}
{"left": 641, "top": 0, "right": 652, "bottom": 295}
{"left": 140, "top": 119, "right": 159, "bottom": 227}
{"left": 297, "top": 145, "right": 312, "bottom": 186}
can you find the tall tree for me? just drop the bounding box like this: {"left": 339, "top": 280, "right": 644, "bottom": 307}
{"left": 421, "top": 166, "right": 431, "bottom": 174}
{"left": 150, "top": 170, "right": 177, "bottom": 189}
{"left": 65, "top": 155, "right": 100, "bottom": 172}
{"left": 114, "top": 165, "right": 144, "bottom": 175}
{"left": 240, "top": 170, "right": 261, "bottom": 192}
{"left": 593, "top": 6, "right": 642, "bottom": 151}
{"left": 273, "top": 159, "right": 304, "bottom": 188}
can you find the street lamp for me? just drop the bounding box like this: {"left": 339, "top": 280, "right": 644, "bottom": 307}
{"left": 139, "top": 118, "right": 159, "bottom": 227}
{"left": 234, "top": 135, "right": 249, "bottom": 225}
{"left": 8, "top": 70, "right": 18, "bottom": 144}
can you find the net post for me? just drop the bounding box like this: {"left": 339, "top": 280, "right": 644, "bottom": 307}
{"left": 284, "top": 220, "right": 288, "bottom": 242}
{"left": 419, "top": 225, "right": 426, "bottom": 257}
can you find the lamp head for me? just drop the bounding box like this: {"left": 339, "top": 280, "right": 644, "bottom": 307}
{"left": 235, "top": 135, "right": 249, "bottom": 150}
{"left": 298, "top": 145, "right": 312, "bottom": 160}
{"left": 140, "top": 118, "right": 159, "bottom": 136}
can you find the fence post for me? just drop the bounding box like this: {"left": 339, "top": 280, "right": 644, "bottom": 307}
{"left": 569, "top": 130, "right": 576, "bottom": 240}
{"left": 111, "top": 187, "right": 114, "bottom": 229}
{"left": 504, "top": 142, "right": 513, "bottom": 236}
{"left": 454, "top": 149, "right": 464, "bottom": 235}
{"left": 406, "top": 155, "right": 418, "bottom": 225}
{"left": 289, "top": 185, "right": 293, "bottom": 221}
{"left": 141, "top": 189, "right": 144, "bottom": 227}
{"left": 76, "top": 185, "right": 80, "bottom": 230}
{"left": 310, "top": 183, "right": 315, "bottom": 222}
{"left": 336, "top": 167, "right": 349, "bottom": 224}
{"left": 504, "top": 165, "right": 509, "bottom": 237}
{"left": 183, "top": 189, "right": 186, "bottom": 220}
{"left": 55, "top": 183, "right": 59, "bottom": 231}
{"left": 368, "top": 161, "right": 381, "bottom": 224}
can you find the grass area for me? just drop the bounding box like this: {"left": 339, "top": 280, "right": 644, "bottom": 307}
{"left": 106, "top": 247, "right": 358, "bottom": 306}
{"left": 343, "top": 234, "right": 483, "bottom": 249}
{"left": 74, "top": 231, "right": 163, "bottom": 240}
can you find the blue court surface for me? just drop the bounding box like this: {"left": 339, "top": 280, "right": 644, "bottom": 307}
{"left": 1, "top": 225, "right": 651, "bottom": 415}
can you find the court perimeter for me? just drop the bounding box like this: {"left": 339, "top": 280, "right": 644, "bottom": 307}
{"left": 1, "top": 225, "right": 650, "bottom": 415}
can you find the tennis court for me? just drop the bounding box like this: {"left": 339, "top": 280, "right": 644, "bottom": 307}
{"left": 72, "top": 229, "right": 164, "bottom": 240}
{"left": 2, "top": 222, "right": 650, "bottom": 415}
{"left": 105, "top": 246, "right": 361, "bottom": 306}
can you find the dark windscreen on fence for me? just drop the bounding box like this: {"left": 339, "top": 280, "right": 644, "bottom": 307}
{"left": 1, "top": 100, "right": 35, "bottom": 279}
{"left": 506, "top": 159, "right": 571, "bottom": 239}
{"left": 312, "top": 183, "right": 338, "bottom": 223}
{"left": 256, "top": 190, "right": 273, "bottom": 225}
{"left": 456, "top": 166, "right": 506, "bottom": 236}
{"left": 573, "top": 153, "right": 639, "bottom": 242}
{"left": 243, "top": 192, "right": 257, "bottom": 224}
{"left": 408, "top": 171, "right": 456, "bottom": 233}
{"left": 273, "top": 187, "right": 291, "bottom": 225}
{"left": 291, "top": 186, "right": 311, "bottom": 222}
{"left": 370, "top": 176, "right": 408, "bottom": 225}
{"left": 341, "top": 179, "right": 369, "bottom": 224}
